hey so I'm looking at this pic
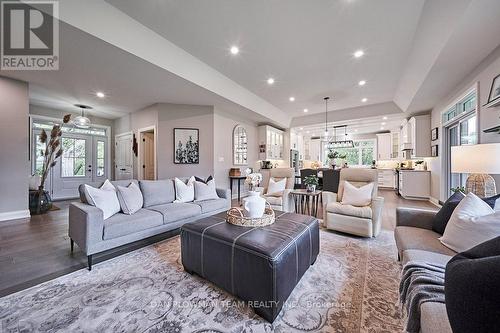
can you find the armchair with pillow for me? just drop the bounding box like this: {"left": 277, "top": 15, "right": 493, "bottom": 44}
{"left": 322, "top": 168, "right": 384, "bottom": 237}
{"left": 255, "top": 168, "right": 295, "bottom": 212}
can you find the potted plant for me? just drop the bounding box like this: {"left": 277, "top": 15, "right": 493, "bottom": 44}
{"left": 304, "top": 175, "right": 319, "bottom": 192}
{"left": 327, "top": 149, "right": 347, "bottom": 168}
{"left": 29, "top": 114, "right": 71, "bottom": 215}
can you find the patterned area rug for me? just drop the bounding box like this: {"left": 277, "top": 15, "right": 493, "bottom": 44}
{"left": 0, "top": 230, "right": 404, "bottom": 332}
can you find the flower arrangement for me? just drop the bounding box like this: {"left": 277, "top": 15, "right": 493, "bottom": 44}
{"left": 31, "top": 114, "right": 71, "bottom": 214}
{"left": 304, "top": 175, "right": 319, "bottom": 192}
{"left": 244, "top": 173, "right": 262, "bottom": 191}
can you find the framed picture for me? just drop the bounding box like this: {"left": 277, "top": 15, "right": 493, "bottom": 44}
{"left": 431, "top": 127, "right": 438, "bottom": 141}
{"left": 174, "top": 128, "right": 199, "bottom": 164}
{"left": 488, "top": 74, "right": 500, "bottom": 104}
{"left": 431, "top": 145, "right": 438, "bottom": 157}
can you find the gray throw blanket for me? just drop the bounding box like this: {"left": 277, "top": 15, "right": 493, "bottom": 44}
{"left": 399, "top": 261, "right": 446, "bottom": 333}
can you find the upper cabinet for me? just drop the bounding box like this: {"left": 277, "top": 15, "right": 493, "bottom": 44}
{"left": 259, "top": 125, "right": 284, "bottom": 160}
{"left": 377, "top": 131, "right": 400, "bottom": 160}
{"left": 400, "top": 115, "right": 431, "bottom": 158}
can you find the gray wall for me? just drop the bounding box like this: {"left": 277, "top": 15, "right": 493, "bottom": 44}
{"left": 0, "top": 77, "right": 29, "bottom": 217}
{"left": 429, "top": 45, "right": 500, "bottom": 201}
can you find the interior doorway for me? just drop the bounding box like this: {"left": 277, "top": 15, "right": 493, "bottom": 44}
{"left": 138, "top": 126, "right": 156, "bottom": 180}
{"left": 115, "top": 132, "right": 133, "bottom": 180}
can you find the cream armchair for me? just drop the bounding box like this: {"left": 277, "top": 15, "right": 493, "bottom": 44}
{"left": 255, "top": 168, "right": 295, "bottom": 212}
{"left": 322, "top": 168, "right": 384, "bottom": 237}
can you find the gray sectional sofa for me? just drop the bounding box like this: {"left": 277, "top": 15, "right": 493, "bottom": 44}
{"left": 69, "top": 179, "right": 231, "bottom": 270}
{"left": 394, "top": 207, "right": 455, "bottom": 333}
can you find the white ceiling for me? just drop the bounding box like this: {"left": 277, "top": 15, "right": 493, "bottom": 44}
{"left": 2, "top": 0, "right": 500, "bottom": 130}
{"left": 106, "top": 0, "right": 425, "bottom": 116}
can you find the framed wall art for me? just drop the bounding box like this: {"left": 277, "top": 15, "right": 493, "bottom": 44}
{"left": 174, "top": 128, "right": 199, "bottom": 164}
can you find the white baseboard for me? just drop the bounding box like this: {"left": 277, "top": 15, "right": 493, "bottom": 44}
{"left": 429, "top": 197, "right": 441, "bottom": 208}
{"left": 0, "top": 209, "right": 30, "bottom": 222}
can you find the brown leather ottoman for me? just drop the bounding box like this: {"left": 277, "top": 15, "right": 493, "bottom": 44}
{"left": 180, "top": 211, "right": 320, "bottom": 322}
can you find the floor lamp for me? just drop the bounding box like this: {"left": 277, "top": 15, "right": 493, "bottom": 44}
{"left": 451, "top": 143, "right": 500, "bottom": 197}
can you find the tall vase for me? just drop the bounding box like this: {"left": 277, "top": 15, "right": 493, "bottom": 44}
{"left": 29, "top": 186, "right": 52, "bottom": 215}
{"left": 242, "top": 191, "right": 266, "bottom": 218}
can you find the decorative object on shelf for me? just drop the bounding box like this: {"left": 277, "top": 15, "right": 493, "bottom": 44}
{"left": 431, "top": 127, "right": 438, "bottom": 141}
{"left": 73, "top": 104, "right": 92, "bottom": 129}
{"left": 327, "top": 149, "right": 347, "bottom": 168}
{"left": 244, "top": 172, "right": 262, "bottom": 191}
{"left": 229, "top": 168, "right": 241, "bottom": 177}
{"left": 174, "top": 128, "right": 199, "bottom": 164}
{"left": 431, "top": 145, "right": 438, "bottom": 157}
{"left": 30, "top": 114, "right": 71, "bottom": 215}
{"left": 451, "top": 143, "right": 500, "bottom": 197}
{"left": 244, "top": 167, "right": 253, "bottom": 176}
{"left": 415, "top": 160, "right": 426, "bottom": 170}
{"left": 304, "top": 175, "right": 319, "bottom": 192}
{"left": 242, "top": 191, "right": 267, "bottom": 218}
{"left": 226, "top": 204, "right": 275, "bottom": 227}
{"left": 487, "top": 73, "right": 500, "bottom": 105}
{"left": 132, "top": 133, "right": 138, "bottom": 157}
{"left": 233, "top": 125, "right": 248, "bottom": 165}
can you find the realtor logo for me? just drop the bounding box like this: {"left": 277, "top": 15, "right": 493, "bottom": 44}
{"left": 1, "top": 0, "right": 59, "bottom": 70}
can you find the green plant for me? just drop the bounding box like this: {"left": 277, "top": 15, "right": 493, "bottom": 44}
{"left": 304, "top": 175, "right": 319, "bottom": 186}
{"left": 327, "top": 149, "right": 347, "bottom": 160}
{"left": 450, "top": 186, "right": 466, "bottom": 194}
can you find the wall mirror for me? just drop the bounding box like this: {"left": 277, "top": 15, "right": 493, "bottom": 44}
{"left": 233, "top": 125, "right": 248, "bottom": 165}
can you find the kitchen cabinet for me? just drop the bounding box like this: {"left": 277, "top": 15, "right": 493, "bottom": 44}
{"left": 376, "top": 133, "right": 392, "bottom": 160}
{"left": 399, "top": 170, "right": 430, "bottom": 199}
{"left": 391, "top": 132, "right": 400, "bottom": 159}
{"left": 259, "top": 125, "right": 284, "bottom": 160}
{"left": 400, "top": 115, "right": 431, "bottom": 158}
{"left": 378, "top": 169, "right": 396, "bottom": 188}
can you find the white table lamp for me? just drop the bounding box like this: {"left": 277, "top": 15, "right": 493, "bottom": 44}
{"left": 451, "top": 143, "right": 500, "bottom": 197}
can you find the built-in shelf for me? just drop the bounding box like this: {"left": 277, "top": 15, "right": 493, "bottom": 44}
{"left": 483, "top": 124, "right": 500, "bottom": 134}
{"left": 483, "top": 98, "right": 500, "bottom": 108}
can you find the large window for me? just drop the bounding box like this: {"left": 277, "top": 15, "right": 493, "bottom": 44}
{"left": 96, "top": 140, "right": 105, "bottom": 177}
{"left": 322, "top": 139, "right": 376, "bottom": 167}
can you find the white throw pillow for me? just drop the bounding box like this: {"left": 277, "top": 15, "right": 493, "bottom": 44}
{"left": 84, "top": 184, "right": 121, "bottom": 220}
{"left": 116, "top": 182, "right": 143, "bottom": 215}
{"left": 174, "top": 176, "right": 195, "bottom": 203}
{"left": 194, "top": 179, "right": 219, "bottom": 201}
{"left": 267, "top": 177, "right": 286, "bottom": 195}
{"left": 439, "top": 192, "right": 500, "bottom": 253}
{"left": 341, "top": 181, "right": 374, "bottom": 207}
{"left": 84, "top": 179, "right": 116, "bottom": 205}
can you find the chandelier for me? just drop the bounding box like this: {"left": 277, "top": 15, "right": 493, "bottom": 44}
{"left": 321, "top": 97, "right": 354, "bottom": 148}
{"left": 73, "top": 104, "right": 92, "bottom": 129}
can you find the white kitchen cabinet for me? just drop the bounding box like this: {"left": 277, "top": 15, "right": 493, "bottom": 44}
{"left": 376, "top": 133, "right": 392, "bottom": 160}
{"left": 259, "top": 125, "right": 284, "bottom": 160}
{"left": 399, "top": 115, "right": 431, "bottom": 158}
{"left": 391, "top": 132, "right": 400, "bottom": 159}
{"left": 399, "top": 170, "right": 430, "bottom": 199}
{"left": 377, "top": 169, "right": 396, "bottom": 188}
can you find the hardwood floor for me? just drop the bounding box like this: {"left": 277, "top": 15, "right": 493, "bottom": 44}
{"left": 0, "top": 190, "right": 436, "bottom": 297}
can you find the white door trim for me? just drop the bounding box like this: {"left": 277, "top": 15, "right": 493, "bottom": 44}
{"left": 137, "top": 125, "right": 157, "bottom": 180}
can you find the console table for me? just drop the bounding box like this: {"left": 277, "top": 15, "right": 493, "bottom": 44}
{"left": 229, "top": 175, "right": 246, "bottom": 202}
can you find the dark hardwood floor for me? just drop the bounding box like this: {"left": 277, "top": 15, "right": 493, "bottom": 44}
{"left": 0, "top": 190, "right": 436, "bottom": 297}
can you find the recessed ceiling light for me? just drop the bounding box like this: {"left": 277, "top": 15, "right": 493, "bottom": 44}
{"left": 361, "top": 98, "right": 367, "bottom": 103}
{"left": 96, "top": 91, "right": 105, "bottom": 98}
{"left": 354, "top": 129, "right": 358, "bottom": 132}
{"left": 289, "top": 96, "right": 295, "bottom": 102}
{"left": 303, "top": 108, "right": 308, "bottom": 113}
{"left": 381, "top": 122, "right": 386, "bottom": 126}
{"left": 354, "top": 50, "right": 364, "bottom": 58}
{"left": 380, "top": 127, "right": 385, "bottom": 130}
{"left": 358, "top": 80, "right": 366, "bottom": 86}
{"left": 267, "top": 77, "right": 275, "bottom": 85}
{"left": 383, "top": 116, "right": 388, "bottom": 120}
{"left": 230, "top": 46, "right": 239, "bottom": 55}
{"left": 306, "top": 130, "right": 310, "bottom": 134}
{"left": 300, "top": 127, "right": 303, "bottom": 130}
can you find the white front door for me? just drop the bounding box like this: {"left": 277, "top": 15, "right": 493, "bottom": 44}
{"left": 115, "top": 133, "right": 133, "bottom": 180}
{"left": 51, "top": 134, "right": 108, "bottom": 199}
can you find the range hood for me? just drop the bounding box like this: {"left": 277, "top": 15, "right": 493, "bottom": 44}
{"left": 401, "top": 143, "right": 413, "bottom": 151}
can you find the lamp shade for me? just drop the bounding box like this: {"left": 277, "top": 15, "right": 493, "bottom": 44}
{"left": 451, "top": 143, "right": 500, "bottom": 174}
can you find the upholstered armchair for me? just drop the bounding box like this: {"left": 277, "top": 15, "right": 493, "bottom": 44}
{"left": 322, "top": 168, "right": 384, "bottom": 237}
{"left": 255, "top": 168, "right": 295, "bottom": 212}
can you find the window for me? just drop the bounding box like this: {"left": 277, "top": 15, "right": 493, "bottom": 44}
{"left": 322, "top": 139, "right": 376, "bottom": 166}
{"left": 442, "top": 91, "right": 476, "bottom": 125}
{"left": 96, "top": 140, "right": 105, "bottom": 177}
{"left": 61, "top": 138, "right": 86, "bottom": 177}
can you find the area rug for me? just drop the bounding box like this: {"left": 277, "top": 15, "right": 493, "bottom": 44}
{"left": 0, "top": 230, "right": 404, "bottom": 332}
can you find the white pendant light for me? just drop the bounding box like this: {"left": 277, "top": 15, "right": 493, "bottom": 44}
{"left": 73, "top": 104, "right": 92, "bottom": 129}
